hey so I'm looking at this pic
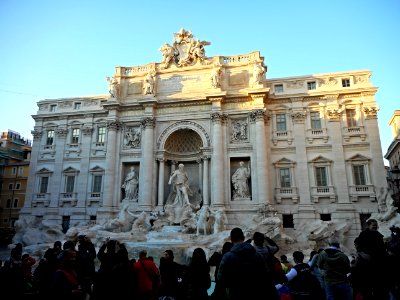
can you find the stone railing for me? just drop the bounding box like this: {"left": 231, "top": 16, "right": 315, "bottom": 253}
{"left": 274, "top": 187, "right": 299, "bottom": 204}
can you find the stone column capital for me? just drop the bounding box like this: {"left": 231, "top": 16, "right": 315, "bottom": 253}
{"left": 363, "top": 106, "right": 379, "bottom": 119}
{"left": 327, "top": 109, "right": 342, "bottom": 121}
{"left": 249, "top": 109, "right": 268, "bottom": 123}
{"left": 55, "top": 127, "right": 68, "bottom": 137}
{"left": 140, "top": 117, "right": 156, "bottom": 129}
{"left": 31, "top": 129, "right": 43, "bottom": 140}
{"left": 211, "top": 112, "right": 228, "bottom": 124}
{"left": 291, "top": 111, "right": 306, "bottom": 124}
{"left": 107, "top": 120, "right": 122, "bottom": 131}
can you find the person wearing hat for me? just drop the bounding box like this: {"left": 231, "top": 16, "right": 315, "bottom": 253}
{"left": 317, "top": 238, "right": 352, "bottom": 300}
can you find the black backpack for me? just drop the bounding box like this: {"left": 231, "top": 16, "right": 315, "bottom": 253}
{"left": 289, "top": 263, "right": 322, "bottom": 297}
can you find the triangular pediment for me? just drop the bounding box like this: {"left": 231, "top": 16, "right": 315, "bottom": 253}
{"left": 274, "top": 157, "right": 295, "bottom": 165}
{"left": 310, "top": 155, "right": 332, "bottom": 163}
{"left": 347, "top": 154, "right": 371, "bottom": 162}
{"left": 90, "top": 166, "right": 104, "bottom": 172}
{"left": 63, "top": 166, "right": 79, "bottom": 173}
{"left": 36, "top": 167, "right": 53, "bottom": 174}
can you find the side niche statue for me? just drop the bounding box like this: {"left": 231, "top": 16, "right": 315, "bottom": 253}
{"left": 106, "top": 75, "right": 119, "bottom": 98}
{"left": 232, "top": 161, "right": 251, "bottom": 199}
{"left": 252, "top": 61, "right": 266, "bottom": 85}
{"left": 121, "top": 166, "right": 139, "bottom": 201}
{"left": 143, "top": 71, "right": 156, "bottom": 95}
{"left": 210, "top": 67, "right": 222, "bottom": 89}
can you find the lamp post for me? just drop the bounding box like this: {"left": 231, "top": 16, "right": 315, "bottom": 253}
{"left": 390, "top": 165, "right": 400, "bottom": 212}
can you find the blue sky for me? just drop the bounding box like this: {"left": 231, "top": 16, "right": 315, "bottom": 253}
{"left": 0, "top": 0, "right": 399, "bottom": 164}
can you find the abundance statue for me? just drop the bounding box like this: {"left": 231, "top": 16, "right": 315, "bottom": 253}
{"left": 106, "top": 75, "right": 119, "bottom": 98}
{"left": 210, "top": 67, "right": 222, "bottom": 89}
{"left": 165, "top": 164, "right": 194, "bottom": 224}
{"left": 121, "top": 166, "right": 139, "bottom": 201}
{"left": 232, "top": 161, "right": 251, "bottom": 199}
{"left": 252, "top": 61, "right": 265, "bottom": 85}
{"left": 143, "top": 71, "right": 156, "bottom": 95}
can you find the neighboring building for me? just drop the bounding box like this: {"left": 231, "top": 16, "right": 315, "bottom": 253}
{"left": 20, "top": 30, "right": 387, "bottom": 245}
{"left": 385, "top": 110, "right": 400, "bottom": 210}
{"left": 0, "top": 130, "right": 31, "bottom": 243}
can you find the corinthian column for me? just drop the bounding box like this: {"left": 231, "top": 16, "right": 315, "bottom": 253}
{"left": 211, "top": 112, "right": 227, "bottom": 207}
{"left": 140, "top": 117, "right": 155, "bottom": 209}
{"left": 250, "top": 108, "right": 269, "bottom": 204}
{"left": 157, "top": 157, "right": 165, "bottom": 208}
{"left": 102, "top": 120, "right": 121, "bottom": 208}
{"left": 202, "top": 156, "right": 210, "bottom": 206}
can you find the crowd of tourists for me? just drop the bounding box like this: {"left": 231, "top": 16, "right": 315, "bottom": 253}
{"left": 0, "top": 218, "right": 399, "bottom": 300}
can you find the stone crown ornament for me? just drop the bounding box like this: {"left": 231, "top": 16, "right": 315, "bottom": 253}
{"left": 159, "top": 28, "right": 211, "bottom": 68}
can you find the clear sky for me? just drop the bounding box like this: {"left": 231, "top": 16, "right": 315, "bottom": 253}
{"left": 0, "top": 0, "right": 399, "bottom": 164}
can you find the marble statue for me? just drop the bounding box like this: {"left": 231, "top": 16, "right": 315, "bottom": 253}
{"left": 196, "top": 206, "right": 210, "bottom": 235}
{"left": 159, "top": 43, "right": 176, "bottom": 68}
{"left": 143, "top": 71, "right": 156, "bottom": 95}
{"left": 232, "top": 161, "right": 251, "bottom": 199}
{"left": 211, "top": 208, "right": 228, "bottom": 234}
{"left": 106, "top": 75, "right": 119, "bottom": 98}
{"left": 124, "top": 128, "right": 141, "bottom": 148}
{"left": 121, "top": 166, "right": 139, "bottom": 201}
{"left": 375, "top": 187, "right": 397, "bottom": 222}
{"left": 252, "top": 61, "right": 265, "bottom": 85}
{"left": 210, "top": 67, "right": 222, "bottom": 89}
{"left": 231, "top": 121, "right": 247, "bottom": 142}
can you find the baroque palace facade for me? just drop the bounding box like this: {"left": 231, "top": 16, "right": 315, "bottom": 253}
{"left": 21, "top": 29, "right": 387, "bottom": 237}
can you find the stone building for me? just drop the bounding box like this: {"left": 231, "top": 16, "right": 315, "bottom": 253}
{"left": 20, "top": 29, "right": 387, "bottom": 241}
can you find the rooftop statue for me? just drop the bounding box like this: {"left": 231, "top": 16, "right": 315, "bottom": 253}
{"left": 159, "top": 28, "right": 211, "bottom": 68}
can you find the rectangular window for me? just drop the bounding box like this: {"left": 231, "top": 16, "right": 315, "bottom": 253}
{"left": 71, "top": 128, "right": 80, "bottom": 144}
{"left": 6, "top": 199, "right": 11, "bottom": 208}
{"left": 279, "top": 168, "right": 291, "bottom": 188}
{"left": 353, "top": 165, "right": 366, "bottom": 185}
{"left": 315, "top": 167, "right": 328, "bottom": 186}
{"left": 320, "top": 214, "right": 331, "bottom": 221}
{"left": 346, "top": 109, "right": 357, "bottom": 127}
{"left": 40, "top": 177, "right": 49, "bottom": 194}
{"left": 342, "top": 79, "right": 351, "bottom": 87}
{"left": 18, "top": 167, "right": 24, "bottom": 175}
{"left": 46, "top": 130, "right": 54, "bottom": 145}
{"left": 282, "top": 214, "right": 294, "bottom": 228}
{"left": 74, "top": 102, "right": 81, "bottom": 110}
{"left": 8, "top": 183, "right": 13, "bottom": 190}
{"left": 92, "top": 175, "right": 102, "bottom": 193}
{"left": 66, "top": 176, "right": 75, "bottom": 193}
{"left": 12, "top": 167, "right": 17, "bottom": 175}
{"left": 50, "top": 104, "right": 57, "bottom": 112}
{"left": 97, "top": 127, "right": 106, "bottom": 143}
{"left": 310, "top": 111, "right": 322, "bottom": 129}
{"left": 15, "top": 183, "right": 20, "bottom": 190}
{"left": 274, "top": 84, "right": 284, "bottom": 93}
{"left": 13, "top": 199, "right": 18, "bottom": 208}
{"left": 307, "top": 81, "right": 316, "bottom": 90}
{"left": 276, "top": 114, "right": 287, "bottom": 131}
{"left": 62, "top": 216, "right": 70, "bottom": 234}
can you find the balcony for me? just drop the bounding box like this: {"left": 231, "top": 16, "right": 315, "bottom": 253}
{"left": 272, "top": 130, "right": 293, "bottom": 146}
{"left": 32, "top": 193, "right": 50, "bottom": 207}
{"left": 274, "top": 187, "right": 299, "bottom": 204}
{"left": 87, "top": 192, "right": 102, "bottom": 206}
{"left": 60, "top": 193, "right": 78, "bottom": 207}
{"left": 311, "top": 186, "right": 336, "bottom": 203}
{"left": 349, "top": 185, "right": 375, "bottom": 202}
{"left": 343, "top": 126, "right": 366, "bottom": 142}
{"left": 306, "top": 128, "right": 328, "bottom": 144}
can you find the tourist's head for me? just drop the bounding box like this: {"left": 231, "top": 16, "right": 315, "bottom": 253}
{"left": 366, "top": 219, "right": 378, "bottom": 231}
{"left": 280, "top": 254, "right": 288, "bottom": 263}
{"left": 293, "top": 251, "right": 304, "bottom": 263}
{"left": 252, "top": 231, "right": 265, "bottom": 246}
{"left": 139, "top": 250, "right": 147, "bottom": 259}
{"left": 230, "top": 227, "right": 245, "bottom": 243}
{"left": 222, "top": 242, "right": 233, "bottom": 255}
{"left": 328, "top": 238, "right": 340, "bottom": 248}
{"left": 164, "top": 249, "right": 174, "bottom": 261}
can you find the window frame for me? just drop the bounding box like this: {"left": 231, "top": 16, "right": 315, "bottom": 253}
{"left": 71, "top": 128, "right": 80, "bottom": 144}
{"left": 342, "top": 78, "right": 351, "bottom": 87}
{"left": 310, "top": 111, "right": 322, "bottom": 129}
{"left": 46, "top": 130, "right": 55, "bottom": 146}
{"left": 276, "top": 113, "right": 287, "bottom": 131}
{"left": 307, "top": 81, "right": 316, "bottom": 90}
{"left": 274, "top": 84, "right": 284, "bottom": 93}
{"left": 346, "top": 109, "right": 357, "bottom": 127}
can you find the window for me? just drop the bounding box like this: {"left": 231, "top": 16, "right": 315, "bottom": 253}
{"left": 315, "top": 167, "right": 328, "bottom": 186}
{"left": 39, "top": 176, "right": 49, "bottom": 194}
{"left": 279, "top": 168, "right": 291, "bottom": 188}
{"left": 6, "top": 199, "right": 11, "bottom": 208}
{"left": 346, "top": 109, "right": 357, "bottom": 127}
{"left": 15, "top": 183, "right": 20, "bottom": 190}
{"left": 97, "top": 127, "right": 106, "bottom": 143}
{"left": 274, "top": 84, "right": 284, "bottom": 93}
{"left": 8, "top": 183, "right": 13, "bottom": 190}
{"left": 65, "top": 176, "right": 75, "bottom": 193}
{"left": 13, "top": 199, "right": 18, "bottom": 208}
{"left": 12, "top": 167, "right": 17, "bottom": 175}
{"left": 18, "top": 167, "right": 24, "bottom": 175}
{"left": 353, "top": 165, "right": 366, "bottom": 185}
{"left": 307, "top": 81, "right": 316, "bottom": 90}
{"left": 71, "top": 128, "right": 80, "bottom": 144}
{"left": 282, "top": 214, "right": 294, "bottom": 228}
{"left": 46, "top": 130, "right": 54, "bottom": 145}
{"left": 320, "top": 214, "right": 331, "bottom": 221}
{"left": 89, "top": 215, "right": 97, "bottom": 225}
{"left": 310, "top": 111, "right": 321, "bottom": 129}
{"left": 276, "top": 113, "right": 287, "bottom": 131}
{"left": 50, "top": 104, "right": 57, "bottom": 112}
{"left": 92, "top": 175, "right": 102, "bottom": 193}
{"left": 342, "top": 79, "right": 351, "bottom": 87}
{"left": 74, "top": 102, "right": 81, "bottom": 110}
{"left": 62, "top": 216, "right": 70, "bottom": 234}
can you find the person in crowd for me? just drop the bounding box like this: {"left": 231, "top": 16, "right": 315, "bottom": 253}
{"left": 21, "top": 253, "right": 36, "bottom": 293}
{"left": 159, "top": 249, "right": 186, "bottom": 300}
{"left": 280, "top": 254, "right": 293, "bottom": 274}
{"left": 217, "top": 227, "right": 279, "bottom": 300}
{"left": 308, "top": 249, "right": 325, "bottom": 297}
{"left": 185, "top": 247, "right": 211, "bottom": 300}
{"left": 49, "top": 248, "right": 86, "bottom": 300}
{"left": 317, "top": 239, "right": 352, "bottom": 300}
{"left": 278, "top": 250, "right": 322, "bottom": 300}
{"left": 75, "top": 235, "right": 96, "bottom": 297}
{"left": 2, "top": 243, "right": 25, "bottom": 297}
{"left": 208, "top": 242, "right": 233, "bottom": 300}
{"left": 134, "top": 249, "right": 160, "bottom": 300}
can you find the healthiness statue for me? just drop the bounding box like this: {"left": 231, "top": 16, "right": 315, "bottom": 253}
{"left": 106, "top": 75, "right": 119, "bottom": 98}
{"left": 143, "top": 71, "right": 156, "bottom": 95}
{"left": 121, "top": 166, "right": 139, "bottom": 201}
{"left": 232, "top": 161, "right": 251, "bottom": 199}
